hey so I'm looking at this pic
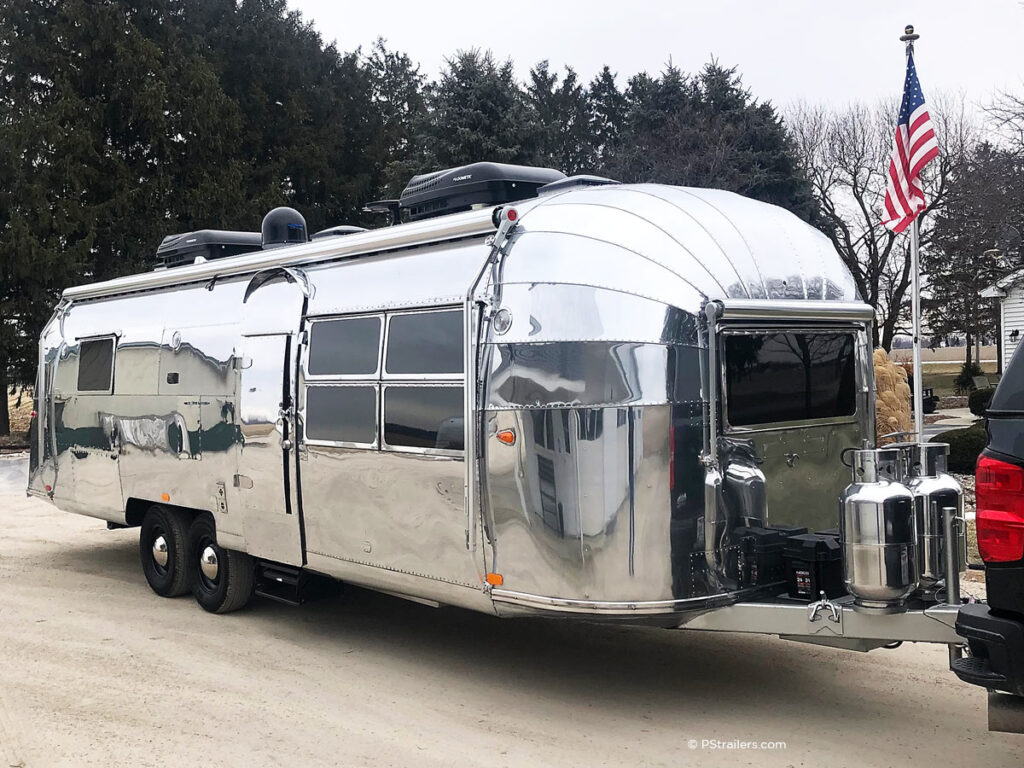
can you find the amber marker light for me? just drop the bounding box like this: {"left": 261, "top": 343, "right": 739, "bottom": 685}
{"left": 496, "top": 429, "right": 516, "bottom": 445}
{"left": 485, "top": 573, "right": 504, "bottom": 586}
{"left": 161, "top": 493, "right": 170, "bottom": 502}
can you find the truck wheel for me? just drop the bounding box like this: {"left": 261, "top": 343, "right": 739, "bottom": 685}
{"left": 188, "top": 513, "right": 255, "bottom": 614}
{"left": 139, "top": 505, "right": 192, "bottom": 597}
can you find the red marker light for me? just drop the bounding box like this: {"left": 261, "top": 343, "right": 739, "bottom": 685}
{"left": 506, "top": 208, "right": 518, "bottom": 222}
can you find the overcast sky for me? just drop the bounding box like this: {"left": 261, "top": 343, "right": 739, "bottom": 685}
{"left": 290, "top": 0, "right": 1023, "bottom": 111}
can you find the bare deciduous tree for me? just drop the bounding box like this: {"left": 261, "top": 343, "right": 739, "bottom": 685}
{"left": 788, "top": 96, "right": 975, "bottom": 350}
{"left": 986, "top": 90, "right": 1024, "bottom": 154}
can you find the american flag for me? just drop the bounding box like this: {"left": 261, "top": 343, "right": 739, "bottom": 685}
{"left": 881, "top": 51, "right": 939, "bottom": 233}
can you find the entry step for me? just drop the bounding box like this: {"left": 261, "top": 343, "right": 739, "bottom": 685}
{"left": 255, "top": 561, "right": 339, "bottom": 606}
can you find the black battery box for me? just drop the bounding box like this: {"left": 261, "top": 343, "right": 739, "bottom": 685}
{"left": 784, "top": 533, "right": 844, "bottom": 600}
{"left": 735, "top": 527, "right": 787, "bottom": 588}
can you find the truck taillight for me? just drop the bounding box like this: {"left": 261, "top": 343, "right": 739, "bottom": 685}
{"left": 975, "top": 455, "right": 1024, "bottom": 563}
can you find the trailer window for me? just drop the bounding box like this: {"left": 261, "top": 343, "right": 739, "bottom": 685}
{"left": 77, "top": 338, "right": 115, "bottom": 393}
{"left": 385, "top": 310, "right": 463, "bottom": 376}
{"left": 725, "top": 332, "right": 856, "bottom": 427}
{"left": 383, "top": 386, "right": 464, "bottom": 451}
{"left": 305, "top": 385, "right": 377, "bottom": 445}
{"left": 308, "top": 316, "right": 381, "bottom": 376}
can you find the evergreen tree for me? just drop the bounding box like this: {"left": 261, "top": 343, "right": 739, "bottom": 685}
{"left": 527, "top": 62, "right": 595, "bottom": 175}
{"left": 588, "top": 66, "right": 627, "bottom": 170}
{"left": 607, "top": 62, "right": 818, "bottom": 222}
{"left": 193, "top": 0, "right": 382, "bottom": 230}
{"left": 416, "top": 50, "right": 541, "bottom": 170}
{"left": 0, "top": 0, "right": 384, "bottom": 433}
{"left": 924, "top": 143, "right": 1024, "bottom": 365}
{"left": 367, "top": 39, "right": 427, "bottom": 197}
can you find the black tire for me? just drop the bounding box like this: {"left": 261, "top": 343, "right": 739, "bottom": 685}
{"left": 188, "top": 513, "right": 255, "bottom": 614}
{"left": 139, "top": 504, "right": 192, "bottom": 597}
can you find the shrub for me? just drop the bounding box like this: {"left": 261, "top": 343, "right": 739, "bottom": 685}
{"left": 954, "top": 360, "right": 983, "bottom": 394}
{"left": 932, "top": 423, "right": 988, "bottom": 474}
{"left": 968, "top": 388, "right": 994, "bottom": 417}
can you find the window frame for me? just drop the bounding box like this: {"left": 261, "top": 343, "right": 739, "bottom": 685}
{"left": 380, "top": 382, "right": 465, "bottom": 457}
{"left": 302, "top": 382, "right": 380, "bottom": 450}
{"left": 75, "top": 334, "right": 118, "bottom": 395}
{"left": 304, "top": 312, "right": 385, "bottom": 381}
{"left": 382, "top": 307, "right": 464, "bottom": 381}
{"left": 300, "top": 305, "right": 466, "bottom": 457}
{"left": 720, "top": 326, "right": 860, "bottom": 433}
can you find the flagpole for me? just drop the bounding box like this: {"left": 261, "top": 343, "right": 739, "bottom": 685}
{"left": 911, "top": 218, "right": 924, "bottom": 444}
{"left": 901, "top": 24, "right": 925, "bottom": 445}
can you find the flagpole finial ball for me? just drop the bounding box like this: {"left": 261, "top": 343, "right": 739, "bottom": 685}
{"left": 899, "top": 24, "right": 920, "bottom": 42}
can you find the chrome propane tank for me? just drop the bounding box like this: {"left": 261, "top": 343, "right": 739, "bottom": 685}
{"left": 839, "top": 448, "right": 918, "bottom": 612}
{"left": 903, "top": 442, "right": 965, "bottom": 598}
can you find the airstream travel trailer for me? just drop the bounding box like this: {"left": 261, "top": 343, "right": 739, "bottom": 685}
{"left": 28, "top": 163, "right": 975, "bottom": 660}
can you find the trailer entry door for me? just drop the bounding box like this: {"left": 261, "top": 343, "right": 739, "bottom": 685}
{"left": 236, "top": 334, "right": 303, "bottom": 565}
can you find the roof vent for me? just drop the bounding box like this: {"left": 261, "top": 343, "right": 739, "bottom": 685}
{"left": 155, "top": 230, "right": 261, "bottom": 270}
{"left": 538, "top": 175, "right": 619, "bottom": 195}
{"left": 399, "top": 162, "right": 565, "bottom": 222}
{"left": 262, "top": 207, "right": 308, "bottom": 250}
{"left": 311, "top": 225, "right": 367, "bottom": 240}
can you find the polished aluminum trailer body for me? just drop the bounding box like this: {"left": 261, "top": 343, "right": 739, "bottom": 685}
{"left": 29, "top": 183, "right": 907, "bottom": 631}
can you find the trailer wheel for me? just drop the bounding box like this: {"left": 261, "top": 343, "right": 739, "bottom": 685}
{"left": 139, "top": 505, "right": 192, "bottom": 597}
{"left": 188, "top": 513, "right": 255, "bottom": 614}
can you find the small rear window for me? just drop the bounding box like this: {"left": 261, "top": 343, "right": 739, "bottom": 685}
{"left": 77, "top": 338, "right": 115, "bottom": 392}
{"left": 725, "top": 332, "right": 856, "bottom": 427}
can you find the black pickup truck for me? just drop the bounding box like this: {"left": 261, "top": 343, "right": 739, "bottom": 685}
{"left": 951, "top": 354, "right": 1024, "bottom": 732}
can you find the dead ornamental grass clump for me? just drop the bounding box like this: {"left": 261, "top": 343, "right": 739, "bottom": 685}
{"left": 873, "top": 349, "right": 912, "bottom": 445}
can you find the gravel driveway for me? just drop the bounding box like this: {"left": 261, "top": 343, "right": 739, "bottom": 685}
{"left": 0, "top": 454, "right": 1020, "bottom": 767}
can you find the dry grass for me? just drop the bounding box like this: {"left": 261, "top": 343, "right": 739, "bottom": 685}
{"left": 966, "top": 518, "right": 980, "bottom": 566}
{"left": 921, "top": 362, "right": 998, "bottom": 375}
{"left": 890, "top": 345, "right": 997, "bottom": 364}
{"left": 2, "top": 388, "right": 33, "bottom": 447}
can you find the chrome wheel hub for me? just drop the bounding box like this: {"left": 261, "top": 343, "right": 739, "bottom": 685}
{"left": 200, "top": 545, "right": 219, "bottom": 581}
{"left": 152, "top": 535, "right": 169, "bottom": 568}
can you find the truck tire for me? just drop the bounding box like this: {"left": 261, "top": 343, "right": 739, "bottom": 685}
{"left": 188, "top": 513, "right": 255, "bottom": 614}
{"left": 139, "top": 504, "right": 192, "bottom": 597}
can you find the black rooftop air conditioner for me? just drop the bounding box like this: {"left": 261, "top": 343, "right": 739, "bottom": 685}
{"left": 399, "top": 162, "right": 566, "bottom": 222}
{"left": 155, "top": 230, "right": 262, "bottom": 269}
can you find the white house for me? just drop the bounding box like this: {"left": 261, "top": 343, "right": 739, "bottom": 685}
{"left": 981, "top": 268, "right": 1024, "bottom": 371}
